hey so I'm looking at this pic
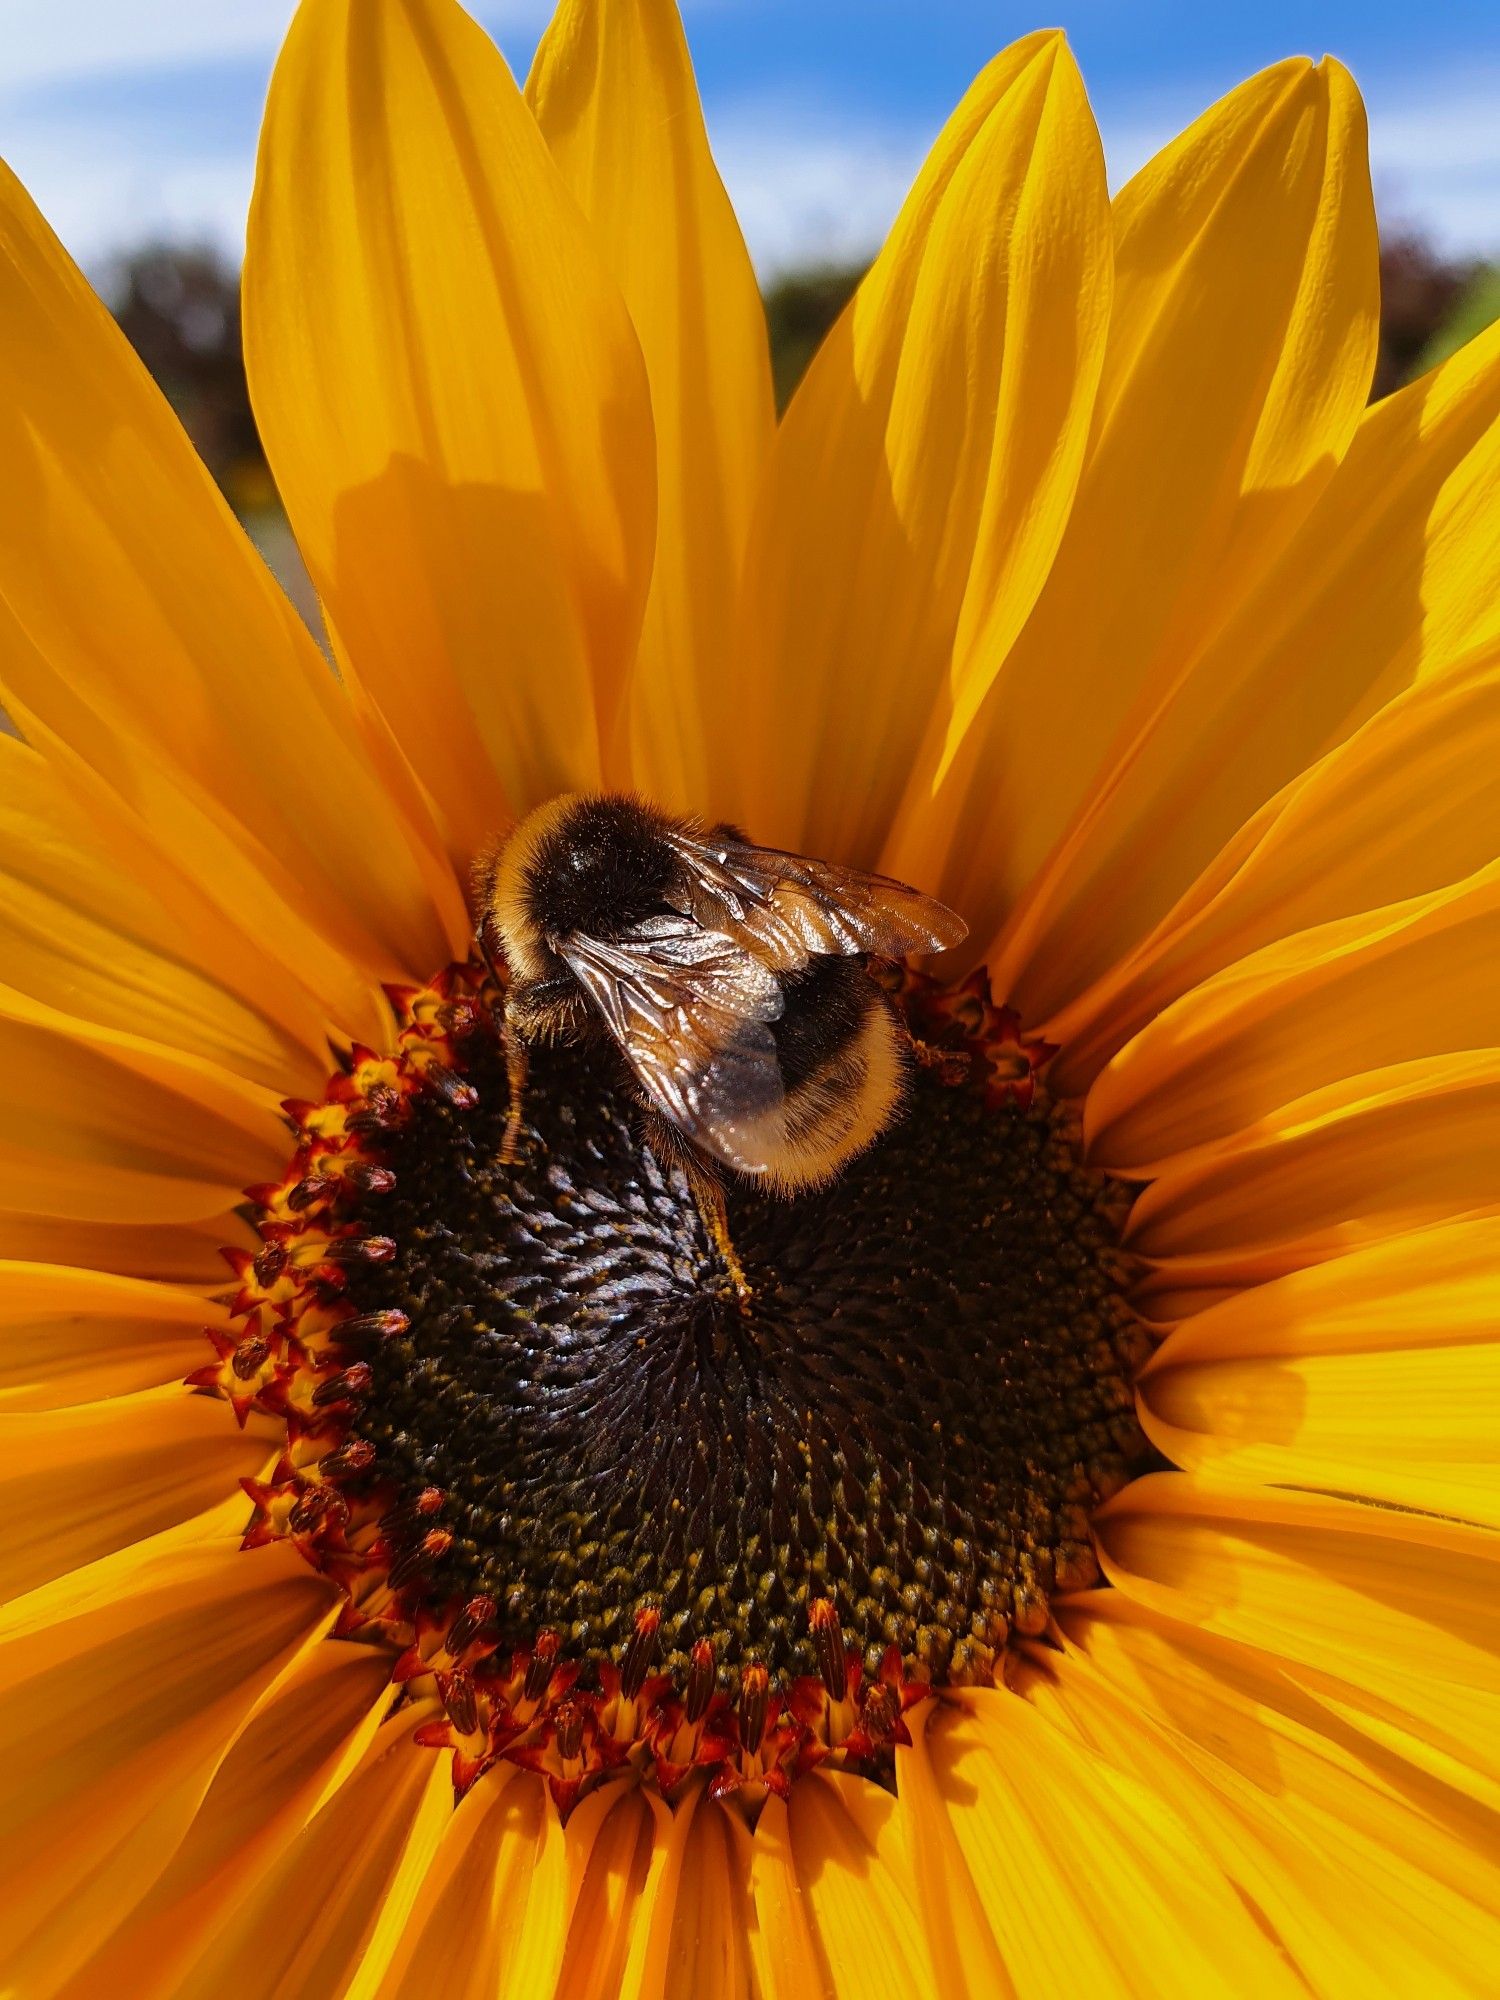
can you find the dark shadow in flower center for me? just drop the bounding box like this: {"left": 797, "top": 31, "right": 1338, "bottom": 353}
{"left": 346, "top": 1028, "right": 1146, "bottom": 1691}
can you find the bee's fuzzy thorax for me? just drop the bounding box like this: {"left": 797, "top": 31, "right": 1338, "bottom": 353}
{"left": 520, "top": 792, "right": 682, "bottom": 943}
{"left": 474, "top": 790, "right": 967, "bottom": 1190}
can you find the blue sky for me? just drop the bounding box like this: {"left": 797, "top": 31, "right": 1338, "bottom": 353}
{"left": 2, "top": 1, "right": 1498, "bottom": 277}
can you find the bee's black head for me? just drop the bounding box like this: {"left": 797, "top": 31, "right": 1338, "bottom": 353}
{"left": 523, "top": 792, "right": 681, "bottom": 945}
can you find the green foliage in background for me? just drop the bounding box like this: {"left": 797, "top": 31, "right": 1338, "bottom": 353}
{"left": 1415, "top": 266, "right": 1500, "bottom": 377}
{"left": 762, "top": 264, "right": 866, "bottom": 411}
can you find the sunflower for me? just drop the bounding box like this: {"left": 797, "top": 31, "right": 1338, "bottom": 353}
{"left": 2, "top": 0, "right": 1499, "bottom": 1993}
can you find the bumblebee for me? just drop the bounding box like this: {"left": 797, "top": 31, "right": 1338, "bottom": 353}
{"left": 473, "top": 793, "right": 967, "bottom": 1294}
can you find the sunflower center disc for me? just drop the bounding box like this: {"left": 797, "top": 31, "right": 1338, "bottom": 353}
{"left": 342, "top": 989, "right": 1146, "bottom": 1693}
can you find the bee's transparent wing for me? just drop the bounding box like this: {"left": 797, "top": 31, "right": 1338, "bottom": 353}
{"left": 558, "top": 916, "right": 786, "bottom": 1173}
{"left": 664, "top": 828, "right": 967, "bottom": 967}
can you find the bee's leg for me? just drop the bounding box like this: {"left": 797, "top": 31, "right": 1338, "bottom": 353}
{"left": 688, "top": 1160, "right": 753, "bottom": 1310}
{"left": 897, "top": 1022, "right": 973, "bottom": 1088}
{"left": 499, "top": 1012, "right": 530, "bottom": 1166}
{"left": 643, "top": 1111, "right": 752, "bottom": 1307}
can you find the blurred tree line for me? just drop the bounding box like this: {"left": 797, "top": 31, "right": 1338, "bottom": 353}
{"left": 105, "top": 228, "right": 1498, "bottom": 508}
{"left": 104, "top": 245, "right": 271, "bottom": 512}
{"left": 769, "top": 232, "right": 1500, "bottom": 411}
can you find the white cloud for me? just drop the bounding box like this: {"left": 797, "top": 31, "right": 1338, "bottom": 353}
{"left": 0, "top": 0, "right": 297, "bottom": 89}
{"left": 4, "top": 129, "right": 255, "bottom": 273}
{"left": 0, "top": 0, "right": 561, "bottom": 89}
{"left": 0, "top": 0, "right": 743, "bottom": 91}
{"left": 1366, "top": 70, "right": 1500, "bottom": 177}
{"left": 1362, "top": 67, "right": 1500, "bottom": 254}
{"left": 709, "top": 101, "right": 923, "bottom": 277}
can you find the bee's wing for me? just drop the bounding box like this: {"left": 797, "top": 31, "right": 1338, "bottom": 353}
{"left": 664, "top": 829, "right": 967, "bottom": 967}
{"left": 557, "top": 916, "right": 787, "bottom": 1173}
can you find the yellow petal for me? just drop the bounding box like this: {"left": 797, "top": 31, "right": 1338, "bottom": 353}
{"left": 1044, "top": 1598, "right": 1500, "bottom": 1994}
{"left": 1138, "top": 1217, "right": 1500, "bottom": 1525}
{"left": 1126, "top": 1053, "right": 1500, "bottom": 1307}
{"left": 1095, "top": 1476, "right": 1500, "bottom": 1806}
{"left": 993, "top": 305, "right": 1500, "bottom": 1025}
{"left": 554, "top": 1783, "right": 657, "bottom": 2000}
{"left": 1150, "top": 1211, "right": 1500, "bottom": 1366}
{"left": 0, "top": 1386, "right": 266, "bottom": 1602}
{"left": 0, "top": 736, "right": 329, "bottom": 1095}
{"left": 246, "top": 0, "right": 656, "bottom": 867}
{"left": 716, "top": 32, "right": 1109, "bottom": 860}
{"left": 0, "top": 991, "right": 283, "bottom": 1224}
{"left": 371, "top": 1764, "right": 568, "bottom": 2000}
{"left": 1087, "top": 862, "right": 1500, "bottom": 1174}
{"left": 887, "top": 1703, "right": 1011, "bottom": 1995}
{"left": 788, "top": 1772, "right": 939, "bottom": 2000}
{"left": 58, "top": 1640, "right": 394, "bottom": 1999}
{"left": 0, "top": 1524, "right": 331, "bottom": 1998}
{"left": 934, "top": 1687, "right": 1300, "bottom": 1995}
{"left": 0, "top": 1262, "right": 218, "bottom": 1410}
{"left": 0, "top": 1490, "right": 253, "bottom": 1639}
{"left": 1339, "top": 318, "right": 1500, "bottom": 728}
{"left": 611, "top": 1782, "right": 703, "bottom": 1999}
{"left": 738, "top": 1796, "right": 829, "bottom": 2000}
{"left": 147, "top": 1712, "right": 452, "bottom": 2000}
{"left": 0, "top": 1211, "right": 239, "bottom": 1284}
{"left": 0, "top": 987, "right": 283, "bottom": 1224}
{"left": 907, "top": 57, "right": 1377, "bottom": 933}
{"left": 664, "top": 1786, "right": 755, "bottom": 2000}
{"left": 0, "top": 163, "right": 457, "bottom": 1016}
{"left": 1049, "top": 637, "right": 1500, "bottom": 1092}
{"left": 1144, "top": 1335, "right": 1500, "bottom": 1528}
{"left": 527, "top": 0, "right": 775, "bottom": 810}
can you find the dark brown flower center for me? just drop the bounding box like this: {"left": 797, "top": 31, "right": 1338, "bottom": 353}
{"left": 199, "top": 965, "right": 1152, "bottom": 1806}
{"left": 339, "top": 977, "right": 1147, "bottom": 1693}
